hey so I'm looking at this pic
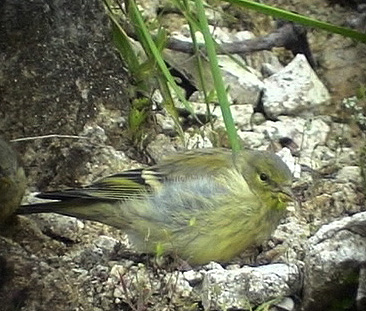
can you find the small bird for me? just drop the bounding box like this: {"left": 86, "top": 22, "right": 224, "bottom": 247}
{"left": 17, "top": 148, "right": 293, "bottom": 264}
{"left": 0, "top": 137, "right": 26, "bottom": 224}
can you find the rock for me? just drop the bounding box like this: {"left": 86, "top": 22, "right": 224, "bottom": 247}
{"left": 301, "top": 162, "right": 364, "bottom": 225}
{"left": 262, "top": 54, "right": 330, "bottom": 118}
{"left": 155, "top": 112, "right": 177, "bottom": 136}
{"left": 164, "top": 49, "right": 264, "bottom": 107}
{"left": 217, "top": 55, "right": 264, "bottom": 106}
{"left": 302, "top": 212, "right": 366, "bottom": 311}
{"left": 261, "top": 62, "right": 283, "bottom": 77}
{"left": 245, "top": 51, "right": 284, "bottom": 77}
{"left": 1, "top": 1, "right": 364, "bottom": 310}
{"left": 0, "top": 219, "right": 80, "bottom": 311}
{"left": 318, "top": 36, "right": 366, "bottom": 100}
{"left": 201, "top": 263, "right": 301, "bottom": 310}
{"left": 183, "top": 270, "right": 204, "bottom": 285}
{"left": 94, "top": 235, "right": 121, "bottom": 252}
{"left": 24, "top": 213, "right": 84, "bottom": 242}
{"left": 233, "top": 30, "right": 255, "bottom": 41}
{"left": 253, "top": 116, "right": 331, "bottom": 169}
{"left": 251, "top": 112, "right": 266, "bottom": 125}
{"left": 357, "top": 267, "right": 366, "bottom": 311}
{"left": 184, "top": 132, "right": 213, "bottom": 150}
{"left": 163, "top": 272, "right": 193, "bottom": 300}
{"left": 276, "top": 147, "right": 302, "bottom": 178}
{"left": 269, "top": 215, "right": 310, "bottom": 263}
{"left": 31, "top": 136, "right": 134, "bottom": 189}
{"left": 191, "top": 102, "right": 254, "bottom": 131}
{"left": 109, "top": 262, "right": 198, "bottom": 309}
{"left": 274, "top": 297, "right": 296, "bottom": 311}
{"left": 0, "top": 0, "right": 129, "bottom": 139}
{"left": 336, "top": 166, "right": 362, "bottom": 184}
{"left": 237, "top": 131, "right": 267, "bottom": 149}
{"left": 230, "top": 104, "right": 255, "bottom": 130}
{"left": 145, "top": 134, "right": 178, "bottom": 162}
{"left": 0, "top": 0, "right": 131, "bottom": 190}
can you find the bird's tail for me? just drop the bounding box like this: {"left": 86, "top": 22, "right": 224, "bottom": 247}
{"left": 17, "top": 199, "right": 126, "bottom": 229}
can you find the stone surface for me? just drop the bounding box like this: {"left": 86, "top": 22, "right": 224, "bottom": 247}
{"left": 164, "top": 49, "right": 264, "bottom": 107}
{"left": 201, "top": 263, "right": 301, "bottom": 311}
{"left": 253, "top": 116, "right": 331, "bottom": 169}
{"left": 191, "top": 102, "right": 254, "bottom": 131}
{"left": 217, "top": 55, "right": 264, "bottom": 106}
{"left": 318, "top": 37, "right": 366, "bottom": 101}
{"left": 145, "top": 133, "right": 179, "bottom": 163}
{"left": 302, "top": 212, "right": 366, "bottom": 311}
{"left": 0, "top": 0, "right": 129, "bottom": 139}
{"left": 0, "top": 0, "right": 131, "bottom": 189}
{"left": 262, "top": 54, "right": 330, "bottom": 118}
{"left": 1, "top": 0, "right": 365, "bottom": 310}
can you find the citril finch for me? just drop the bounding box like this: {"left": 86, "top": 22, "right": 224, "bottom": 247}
{"left": 17, "top": 148, "right": 293, "bottom": 264}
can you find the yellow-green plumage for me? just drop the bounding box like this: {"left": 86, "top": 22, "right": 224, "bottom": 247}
{"left": 17, "top": 148, "right": 293, "bottom": 264}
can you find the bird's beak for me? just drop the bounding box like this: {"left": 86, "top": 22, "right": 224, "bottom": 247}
{"left": 278, "top": 186, "right": 295, "bottom": 203}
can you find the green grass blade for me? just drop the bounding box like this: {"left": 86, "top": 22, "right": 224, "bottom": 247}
{"left": 195, "top": 0, "right": 240, "bottom": 152}
{"left": 128, "top": 0, "right": 196, "bottom": 117}
{"left": 225, "top": 0, "right": 366, "bottom": 43}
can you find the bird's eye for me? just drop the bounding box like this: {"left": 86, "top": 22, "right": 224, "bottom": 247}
{"left": 259, "top": 173, "right": 268, "bottom": 181}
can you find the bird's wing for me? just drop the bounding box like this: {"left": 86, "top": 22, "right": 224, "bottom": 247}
{"left": 37, "top": 149, "right": 236, "bottom": 202}
{"left": 37, "top": 168, "right": 156, "bottom": 201}
{"left": 150, "top": 148, "right": 235, "bottom": 180}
